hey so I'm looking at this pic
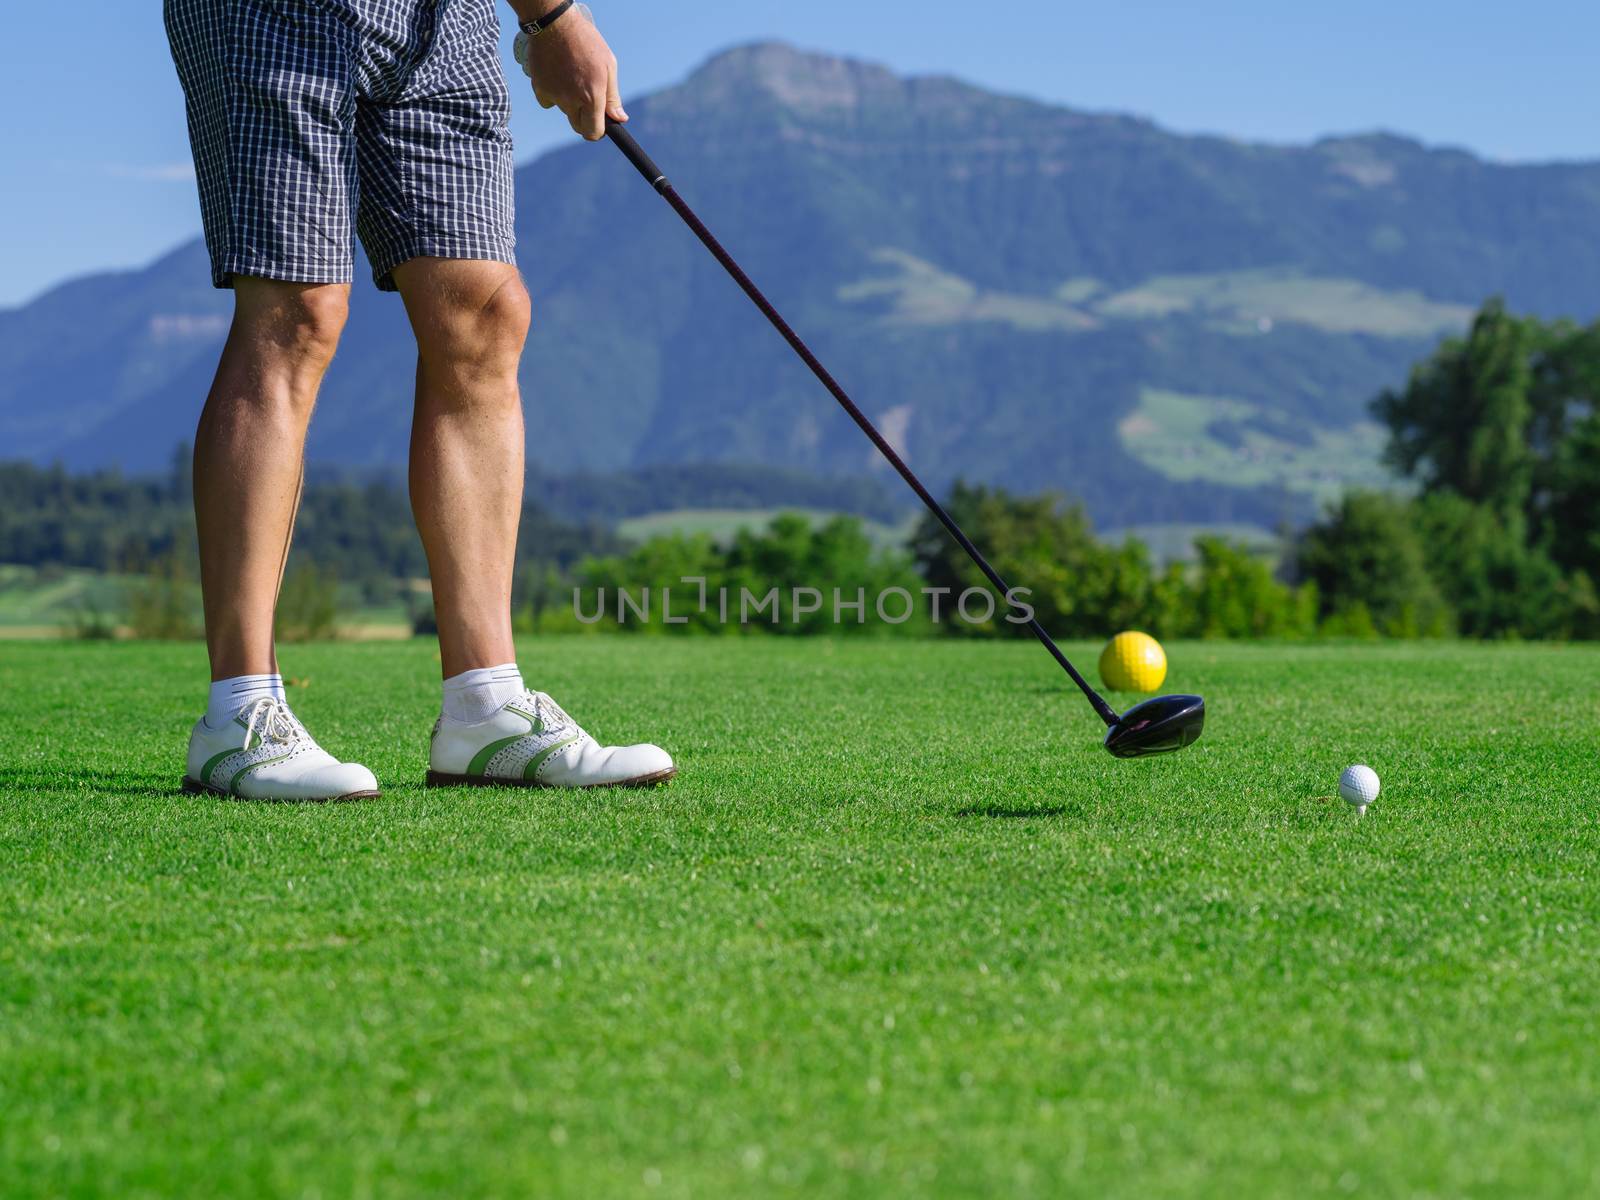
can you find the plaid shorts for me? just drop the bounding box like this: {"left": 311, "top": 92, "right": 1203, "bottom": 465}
{"left": 164, "top": 0, "right": 516, "bottom": 292}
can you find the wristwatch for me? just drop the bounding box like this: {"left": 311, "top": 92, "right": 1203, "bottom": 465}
{"left": 519, "top": 0, "right": 574, "bottom": 36}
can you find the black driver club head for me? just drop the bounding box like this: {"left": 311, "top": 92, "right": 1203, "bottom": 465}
{"left": 1103, "top": 694, "right": 1206, "bottom": 758}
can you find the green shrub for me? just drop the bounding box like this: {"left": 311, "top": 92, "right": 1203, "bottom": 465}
{"left": 576, "top": 514, "right": 926, "bottom": 636}
{"left": 1416, "top": 494, "right": 1573, "bottom": 639}
{"left": 1191, "top": 537, "right": 1316, "bottom": 639}
{"left": 126, "top": 552, "right": 201, "bottom": 640}
{"left": 1296, "top": 492, "right": 1453, "bottom": 636}
{"left": 63, "top": 595, "right": 118, "bottom": 641}
{"left": 911, "top": 483, "right": 1159, "bottom": 639}
{"left": 276, "top": 563, "right": 340, "bottom": 643}
{"left": 1320, "top": 603, "right": 1379, "bottom": 639}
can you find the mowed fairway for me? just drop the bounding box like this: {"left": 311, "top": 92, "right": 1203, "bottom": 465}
{"left": 2, "top": 637, "right": 1597, "bottom": 1197}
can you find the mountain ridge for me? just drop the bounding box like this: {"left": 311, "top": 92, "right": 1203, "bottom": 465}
{"left": 676, "top": 43, "right": 1503, "bottom": 163}
{"left": 3, "top": 42, "right": 1597, "bottom": 529}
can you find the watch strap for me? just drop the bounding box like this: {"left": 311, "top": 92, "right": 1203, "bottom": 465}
{"left": 519, "top": 0, "right": 575, "bottom": 36}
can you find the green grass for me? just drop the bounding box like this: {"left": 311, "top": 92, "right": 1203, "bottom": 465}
{"left": 2, "top": 637, "right": 1598, "bottom": 1197}
{"left": 0, "top": 564, "right": 133, "bottom": 631}
{"left": 838, "top": 249, "right": 1101, "bottom": 333}
{"left": 1118, "top": 387, "right": 1393, "bottom": 503}
{"left": 838, "top": 258, "right": 1471, "bottom": 340}
{"left": 1093, "top": 268, "right": 1473, "bottom": 337}
{"left": 0, "top": 565, "right": 416, "bottom": 638}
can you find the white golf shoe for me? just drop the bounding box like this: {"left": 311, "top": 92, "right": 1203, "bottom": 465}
{"left": 183, "top": 696, "right": 380, "bottom": 801}
{"left": 427, "top": 690, "right": 675, "bottom": 789}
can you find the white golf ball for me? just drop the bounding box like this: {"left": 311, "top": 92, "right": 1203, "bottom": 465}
{"left": 1339, "top": 764, "right": 1381, "bottom": 812}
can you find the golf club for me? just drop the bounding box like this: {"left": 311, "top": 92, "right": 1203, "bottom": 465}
{"left": 606, "top": 121, "right": 1204, "bottom": 758}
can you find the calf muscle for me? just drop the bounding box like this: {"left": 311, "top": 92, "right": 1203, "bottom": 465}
{"left": 194, "top": 279, "right": 350, "bottom": 679}
{"left": 395, "top": 258, "right": 530, "bottom": 678}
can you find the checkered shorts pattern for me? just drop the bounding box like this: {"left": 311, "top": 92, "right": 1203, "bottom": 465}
{"left": 164, "top": 0, "right": 516, "bottom": 292}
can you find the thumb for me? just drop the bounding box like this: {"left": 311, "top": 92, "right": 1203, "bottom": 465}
{"left": 606, "top": 59, "right": 627, "bottom": 123}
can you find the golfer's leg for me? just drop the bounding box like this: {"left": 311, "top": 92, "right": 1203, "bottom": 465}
{"left": 393, "top": 258, "right": 530, "bottom": 678}
{"left": 165, "top": 0, "right": 358, "bottom": 680}
{"left": 193, "top": 280, "right": 350, "bottom": 678}
{"left": 183, "top": 274, "right": 378, "bottom": 801}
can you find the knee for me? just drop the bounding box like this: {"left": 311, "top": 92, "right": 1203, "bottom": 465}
{"left": 239, "top": 281, "right": 350, "bottom": 370}
{"left": 281, "top": 286, "right": 350, "bottom": 367}
{"left": 421, "top": 272, "right": 532, "bottom": 377}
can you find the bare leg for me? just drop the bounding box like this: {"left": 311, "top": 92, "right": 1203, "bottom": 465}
{"left": 393, "top": 258, "right": 531, "bottom": 679}
{"left": 192, "top": 279, "right": 350, "bottom": 680}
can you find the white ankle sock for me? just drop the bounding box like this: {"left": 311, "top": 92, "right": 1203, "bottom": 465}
{"left": 205, "top": 674, "right": 286, "bottom": 729}
{"left": 442, "top": 663, "right": 525, "bottom": 724}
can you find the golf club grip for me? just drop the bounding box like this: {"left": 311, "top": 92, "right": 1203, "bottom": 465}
{"left": 606, "top": 122, "right": 667, "bottom": 190}
{"left": 605, "top": 123, "right": 1120, "bottom": 726}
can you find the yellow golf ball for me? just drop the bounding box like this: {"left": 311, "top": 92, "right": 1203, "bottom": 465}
{"left": 1099, "top": 631, "right": 1168, "bottom": 693}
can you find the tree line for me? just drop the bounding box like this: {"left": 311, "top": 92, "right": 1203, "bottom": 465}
{"left": 0, "top": 452, "right": 907, "bottom": 584}
{"left": 565, "top": 498, "right": 1318, "bottom": 638}
{"left": 1301, "top": 300, "right": 1599, "bottom": 638}
{"left": 5, "top": 298, "right": 1596, "bottom": 640}
{"left": 0, "top": 449, "right": 618, "bottom": 591}
{"left": 573, "top": 300, "right": 1600, "bottom": 640}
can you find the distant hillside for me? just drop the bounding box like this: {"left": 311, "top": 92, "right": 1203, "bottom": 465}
{"left": 3, "top": 42, "right": 1598, "bottom": 529}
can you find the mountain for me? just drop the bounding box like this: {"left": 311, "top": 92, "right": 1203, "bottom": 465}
{"left": 4, "top": 42, "right": 1599, "bottom": 529}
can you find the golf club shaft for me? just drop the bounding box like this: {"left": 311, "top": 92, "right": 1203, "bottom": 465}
{"left": 607, "top": 121, "right": 1120, "bottom": 728}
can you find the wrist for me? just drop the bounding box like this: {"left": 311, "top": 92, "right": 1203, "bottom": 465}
{"left": 509, "top": 0, "right": 570, "bottom": 28}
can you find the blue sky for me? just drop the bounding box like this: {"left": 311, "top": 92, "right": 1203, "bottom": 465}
{"left": 2, "top": 0, "right": 1594, "bottom": 307}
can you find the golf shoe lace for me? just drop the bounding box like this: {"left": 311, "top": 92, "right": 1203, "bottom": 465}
{"left": 240, "top": 696, "right": 306, "bottom": 748}
{"left": 522, "top": 690, "right": 578, "bottom": 736}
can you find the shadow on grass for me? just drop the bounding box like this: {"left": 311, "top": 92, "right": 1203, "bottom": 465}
{"left": 182, "top": 781, "right": 375, "bottom": 806}
{"left": 0, "top": 767, "right": 377, "bottom": 804}
{"left": 209, "top": 792, "right": 373, "bottom": 806}
{"left": 955, "top": 802, "right": 1069, "bottom": 819}
{"left": 0, "top": 766, "right": 177, "bottom": 795}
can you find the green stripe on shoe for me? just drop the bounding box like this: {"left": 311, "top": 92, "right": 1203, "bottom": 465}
{"left": 199, "top": 748, "right": 239, "bottom": 788}
{"left": 465, "top": 709, "right": 541, "bottom": 777}
{"left": 228, "top": 753, "right": 292, "bottom": 796}
{"left": 524, "top": 736, "right": 580, "bottom": 782}
{"left": 199, "top": 723, "right": 266, "bottom": 790}
{"left": 466, "top": 736, "right": 530, "bottom": 778}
